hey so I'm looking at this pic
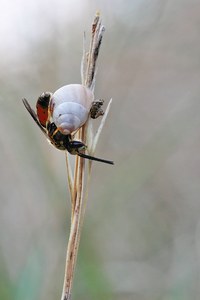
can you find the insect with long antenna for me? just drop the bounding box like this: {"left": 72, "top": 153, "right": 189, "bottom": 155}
{"left": 22, "top": 84, "right": 114, "bottom": 165}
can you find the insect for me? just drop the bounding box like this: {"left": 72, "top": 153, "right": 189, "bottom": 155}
{"left": 22, "top": 84, "right": 114, "bottom": 165}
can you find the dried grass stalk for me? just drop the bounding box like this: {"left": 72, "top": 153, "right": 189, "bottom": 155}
{"left": 61, "top": 13, "right": 112, "bottom": 300}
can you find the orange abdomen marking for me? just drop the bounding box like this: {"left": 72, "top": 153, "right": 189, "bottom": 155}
{"left": 36, "top": 103, "right": 49, "bottom": 127}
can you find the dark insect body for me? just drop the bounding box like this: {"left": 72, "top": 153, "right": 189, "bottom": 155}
{"left": 22, "top": 84, "right": 114, "bottom": 165}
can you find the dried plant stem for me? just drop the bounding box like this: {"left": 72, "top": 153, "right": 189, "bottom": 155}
{"left": 62, "top": 160, "right": 84, "bottom": 300}
{"left": 61, "top": 13, "right": 110, "bottom": 300}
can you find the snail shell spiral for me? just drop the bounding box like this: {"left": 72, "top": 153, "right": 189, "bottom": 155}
{"left": 50, "top": 84, "right": 94, "bottom": 134}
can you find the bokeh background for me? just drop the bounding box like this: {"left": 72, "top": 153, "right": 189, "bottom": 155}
{"left": 1, "top": 0, "right": 200, "bottom": 299}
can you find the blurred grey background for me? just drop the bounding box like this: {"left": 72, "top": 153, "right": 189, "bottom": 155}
{"left": 1, "top": 0, "right": 200, "bottom": 299}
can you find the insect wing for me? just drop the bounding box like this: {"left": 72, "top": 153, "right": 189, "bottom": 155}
{"left": 23, "top": 98, "right": 69, "bottom": 151}
{"left": 22, "top": 98, "right": 48, "bottom": 136}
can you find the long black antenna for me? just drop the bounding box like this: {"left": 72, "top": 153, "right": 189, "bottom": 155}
{"left": 78, "top": 152, "right": 114, "bottom": 165}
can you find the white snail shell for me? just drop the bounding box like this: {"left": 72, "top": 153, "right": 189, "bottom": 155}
{"left": 50, "top": 84, "right": 94, "bottom": 134}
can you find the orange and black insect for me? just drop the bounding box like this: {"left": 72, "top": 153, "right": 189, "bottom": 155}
{"left": 22, "top": 86, "right": 114, "bottom": 165}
